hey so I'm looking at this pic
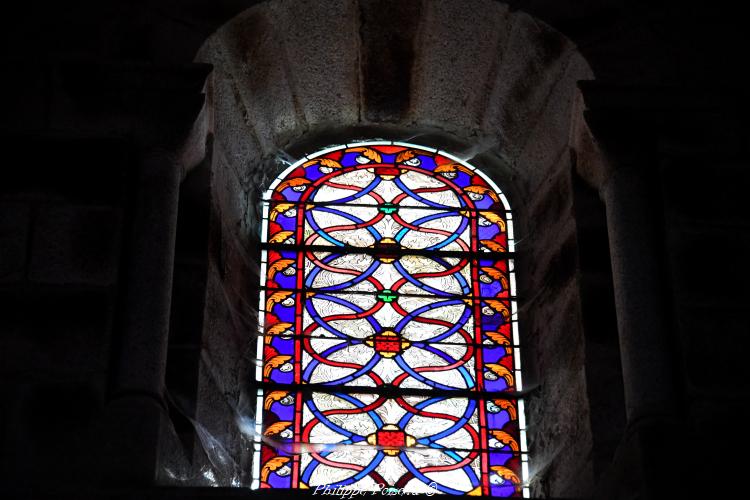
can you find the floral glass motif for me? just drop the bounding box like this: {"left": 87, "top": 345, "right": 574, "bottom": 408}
{"left": 253, "top": 142, "right": 528, "bottom": 497}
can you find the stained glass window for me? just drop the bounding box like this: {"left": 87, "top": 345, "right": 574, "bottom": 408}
{"left": 252, "top": 142, "right": 528, "bottom": 497}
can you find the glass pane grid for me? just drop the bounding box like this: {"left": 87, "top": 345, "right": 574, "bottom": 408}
{"left": 255, "top": 143, "right": 526, "bottom": 497}
{"left": 263, "top": 199, "right": 510, "bottom": 254}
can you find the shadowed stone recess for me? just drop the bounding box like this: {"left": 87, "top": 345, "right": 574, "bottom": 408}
{"left": 359, "top": 0, "right": 422, "bottom": 122}
{"left": 197, "top": 1, "right": 595, "bottom": 495}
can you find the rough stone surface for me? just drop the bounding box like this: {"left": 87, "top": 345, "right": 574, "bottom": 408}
{"left": 207, "top": 64, "right": 265, "bottom": 190}
{"left": 531, "top": 369, "right": 594, "bottom": 498}
{"left": 483, "top": 12, "right": 576, "bottom": 163}
{"left": 525, "top": 280, "right": 593, "bottom": 497}
{"left": 515, "top": 52, "right": 593, "bottom": 193}
{"left": 516, "top": 154, "right": 597, "bottom": 495}
{"left": 524, "top": 164, "right": 576, "bottom": 259}
{"left": 212, "top": 154, "right": 252, "bottom": 242}
{"left": 198, "top": 1, "right": 597, "bottom": 495}
{"left": 206, "top": 5, "right": 305, "bottom": 154}
{"left": 359, "top": 0, "right": 422, "bottom": 122}
{"left": 409, "top": 0, "right": 508, "bottom": 131}
{"left": 192, "top": 263, "right": 251, "bottom": 483}
{"left": 269, "top": 0, "right": 360, "bottom": 128}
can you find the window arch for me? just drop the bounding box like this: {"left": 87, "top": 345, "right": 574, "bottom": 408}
{"left": 253, "top": 141, "right": 528, "bottom": 497}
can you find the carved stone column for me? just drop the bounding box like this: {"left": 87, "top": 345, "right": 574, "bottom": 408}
{"left": 580, "top": 83, "right": 683, "bottom": 500}
{"left": 90, "top": 63, "right": 211, "bottom": 485}
{"left": 580, "top": 83, "right": 679, "bottom": 426}
{"left": 102, "top": 147, "right": 183, "bottom": 483}
{"left": 600, "top": 165, "right": 677, "bottom": 422}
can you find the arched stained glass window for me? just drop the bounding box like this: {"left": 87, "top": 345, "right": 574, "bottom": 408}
{"left": 252, "top": 142, "right": 528, "bottom": 497}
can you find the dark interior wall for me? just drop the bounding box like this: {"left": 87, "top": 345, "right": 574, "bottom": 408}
{"left": 1, "top": 1, "right": 748, "bottom": 499}
{"left": 1, "top": 135, "right": 129, "bottom": 490}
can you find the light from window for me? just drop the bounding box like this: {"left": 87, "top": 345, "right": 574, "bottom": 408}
{"left": 252, "top": 141, "right": 528, "bottom": 497}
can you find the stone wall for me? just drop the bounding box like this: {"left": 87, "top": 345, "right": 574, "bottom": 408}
{"left": 196, "top": 1, "right": 596, "bottom": 495}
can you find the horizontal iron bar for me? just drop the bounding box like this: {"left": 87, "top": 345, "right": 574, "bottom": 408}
{"left": 261, "top": 442, "right": 529, "bottom": 455}
{"left": 259, "top": 286, "right": 519, "bottom": 301}
{"left": 258, "top": 309, "right": 522, "bottom": 326}
{"left": 262, "top": 200, "right": 510, "bottom": 214}
{"left": 254, "top": 381, "right": 533, "bottom": 400}
{"left": 255, "top": 332, "right": 521, "bottom": 350}
{"left": 262, "top": 244, "right": 516, "bottom": 259}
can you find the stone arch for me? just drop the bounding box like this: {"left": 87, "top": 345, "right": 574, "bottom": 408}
{"left": 196, "top": 0, "right": 593, "bottom": 197}
{"left": 189, "top": 1, "right": 604, "bottom": 497}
